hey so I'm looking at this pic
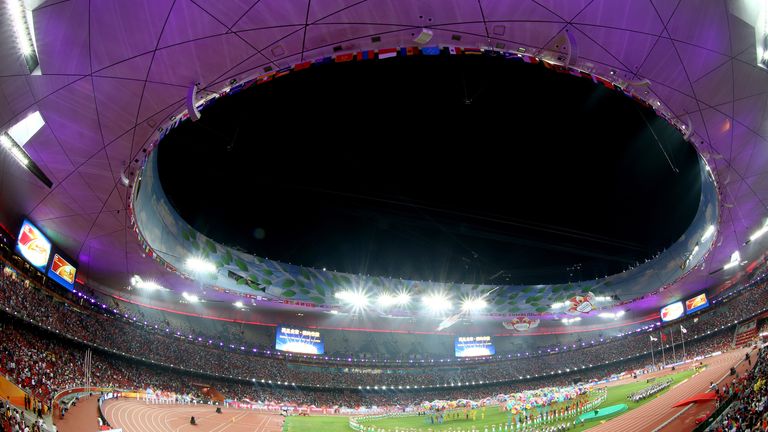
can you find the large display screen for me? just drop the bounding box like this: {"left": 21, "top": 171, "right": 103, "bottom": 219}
{"left": 275, "top": 325, "right": 324, "bottom": 354}
{"left": 16, "top": 219, "right": 51, "bottom": 270}
{"left": 455, "top": 335, "right": 495, "bottom": 357}
{"left": 47, "top": 253, "right": 77, "bottom": 291}
{"left": 685, "top": 293, "right": 709, "bottom": 314}
{"left": 660, "top": 301, "right": 685, "bottom": 322}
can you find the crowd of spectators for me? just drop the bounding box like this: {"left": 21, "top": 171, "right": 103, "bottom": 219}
{"left": 1, "top": 397, "right": 46, "bottom": 432}
{"left": 709, "top": 345, "right": 767, "bottom": 431}
{"left": 0, "top": 265, "right": 765, "bottom": 390}
{"left": 0, "top": 315, "right": 713, "bottom": 410}
{"left": 0, "top": 305, "right": 741, "bottom": 411}
{"left": 0, "top": 259, "right": 765, "bottom": 412}
{"left": 91, "top": 265, "right": 768, "bottom": 365}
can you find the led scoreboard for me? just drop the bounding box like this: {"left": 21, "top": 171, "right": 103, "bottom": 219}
{"left": 455, "top": 335, "right": 495, "bottom": 357}
{"left": 275, "top": 325, "right": 325, "bottom": 355}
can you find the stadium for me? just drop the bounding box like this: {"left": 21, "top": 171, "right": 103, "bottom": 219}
{"left": 1, "top": 1, "right": 768, "bottom": 432}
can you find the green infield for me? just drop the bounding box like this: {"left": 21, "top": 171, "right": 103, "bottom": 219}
{"left": 284, "top": 415, "right": 350, "bottom": 432}
{"left": 568, "top": 368, "right": 696, "bottom": 432}
{"left": 576, "top": 403, "right": 627, "bottom": 422}
{"left": 282, "top": 368, "right": 698, "bottom": 432}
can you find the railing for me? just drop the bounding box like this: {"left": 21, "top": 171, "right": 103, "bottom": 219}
{"left": 692, "top": 393, "right": 737, "bottom": 432}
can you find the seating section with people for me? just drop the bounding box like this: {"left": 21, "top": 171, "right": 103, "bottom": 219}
{"left": 0, "top": 257, "right": 765, "bottom": 412}
{"left": 708, "top": 346, "right": 767, "bottom": 431}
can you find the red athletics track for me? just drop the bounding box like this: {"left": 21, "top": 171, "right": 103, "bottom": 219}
{"left": 588, "top": 347, "right": 750, "bottom": 432}
{"left": 103, "top": 399, "right": 284, "bottom": 432}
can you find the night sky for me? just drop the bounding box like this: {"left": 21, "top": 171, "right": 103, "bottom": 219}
{"left": 158, "top": 54, "right": 701, "bottom": 285}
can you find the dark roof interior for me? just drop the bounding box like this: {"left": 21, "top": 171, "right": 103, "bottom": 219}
{"left": 159, "top": 55, "right": 701, "bottom": 285}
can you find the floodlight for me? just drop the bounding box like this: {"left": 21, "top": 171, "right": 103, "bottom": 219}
{"left": 701, "top": 225, "right": 716, "bottom": 241}
{"left": 723, "top": 250, "right": 740, "bottom": 270}
{"left": 348, "top": 291, "right": 369, "bottom": 309}
{"left": 8, "top": 111, "right": 44, "bottom": 146}
{"left": 182, "top": 292, "right": 199, "bottom": 303}
{"left": 749, "top": 220, "right": 768, "bottom": 242}
{"left": 422, "top": 293, "right": 452, "bottom": 313}
{"left": 336, "top": 289, "right": 369, "bottom": 311}
{"left": 395, "top": 291, "right": 411, "bottom": 305}
{"left": 460, "top": 297, "right": 487, "bottom": 312}
{"left": 130, "top": 275, "right": 166, "bottom": 291}
{"left": 1, "top": 134, "right": 29, "bottom": 167}
{"left": 185, "top": 257, "right": 216, "bottom": 273}
{"left": 138, "top": 281, "right": 163, "bottom": 291}
{"left": 377, "top": 293, "right": 396, "bottom": 307}
{"left": 234, "top": 301, "right": 244, "bottom": 308}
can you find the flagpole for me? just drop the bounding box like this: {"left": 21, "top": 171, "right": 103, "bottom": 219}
{"left": 649, "top": 336, "right": 655, "bottom": 368}
{"left": 660, "top": 330, "right": 666, "bottom": 366}
{"left": 670, "top": 329, "right": 677, "bottom": 363}
{"left": 681, "top": 326, "right": 686, "bottom": 361}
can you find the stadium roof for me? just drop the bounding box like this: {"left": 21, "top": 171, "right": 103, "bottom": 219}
{"left": 1, "top": 0, "right": 767, "bottom": 320}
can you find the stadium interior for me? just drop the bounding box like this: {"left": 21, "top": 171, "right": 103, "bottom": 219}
{"left": 1, "top": 1, "right": 768, "bottom": 432}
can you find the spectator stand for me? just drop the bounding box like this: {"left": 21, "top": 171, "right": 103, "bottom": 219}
{"left": 693, "top": 343, "right": 766, "bottom": 431}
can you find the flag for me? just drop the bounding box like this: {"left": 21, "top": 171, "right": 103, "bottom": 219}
{"left": 398, "top": 47, "right": 419, "bottom": 56}
{"left": 334, "top": 53, "right": 355, "bottom": 63}
{"left": 356, "top": 50, "right": 375, "bottom": 61}
{"left": 228, "top": 83, "right": 245, "bottom": 94}
{"left": 463, "top": 47, "right": 483, "bottom": 55}
{"left": 256, "top": 73, "right": 274, "bottom": 84}
{"left": 448, "top": 46, "right": 463, "bottom": 55}
{"left": 420, "top": 46, "right": 441, "bottom": 56}
{"left": 275, "top": 66, "right": 291, "bottom": 77}
{"left": 661, "top": 332, "right": 667, "bottom": 342}
{"left": 378, "top": 48, "right": 397, "bottom": 59}
{"left": 680, "top": 325, "right": 687, "bottom": 334}
{"left": 522, "top": 55, "right": 539, "bottom": 64}
{"left": 650, "top": 335, "right": 658, "bottom": 341}
{"left": 293, "top": 61, "right": 312, "bottom": 71}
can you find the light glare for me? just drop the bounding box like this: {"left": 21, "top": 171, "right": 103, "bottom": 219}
{"left": 701, "top": 225, "right": 716, "bottom": 241}
{"left": 423, "top": 293, "right": 452, "bottom": 313}
{"left": 8, "top": 0, "right": 33, "bottom": 55}
{"left": 461, "top": 297, "right": 487, "bottom": 312}
{"left": 723, "top": 250, "right": 741, "bottom": 270}
{"left": 8, "top": 111, "right": 44, "bottom": 147}
{"left": 182, "top": 292, "right": 199, "bottom": 303}
{"left": 185, "top": 257, "right": 216, "bottom": 273}
{"left": 749, "top": 220, "right": 768, "bottom": 242}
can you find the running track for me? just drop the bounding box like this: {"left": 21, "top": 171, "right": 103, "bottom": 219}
{"left": 589, "top": 347, "right": 749, "bottom": 432}
{"left": 103, "top": 348, "right": 748, "bottom": 432}
{"left": 103, "top": 399, "right": 284, "bottom": 432}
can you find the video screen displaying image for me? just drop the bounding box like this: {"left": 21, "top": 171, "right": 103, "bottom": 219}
{"left": 47, "top": 253, "right": 77, "bottom": 291}
{"left": 275, "top": 325, "right": 325, "bottom": 354}
{"left": 685, "top": 293, "right": 709, "bottom": 314}
{"left": 16, "top": 219, "right": 52, "bottom": 270}
{"left": 455, "top": 335, "right": 495, "bottom": 357}
{"left": 660, "top": 301, "right": 685, "bottom": 322}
